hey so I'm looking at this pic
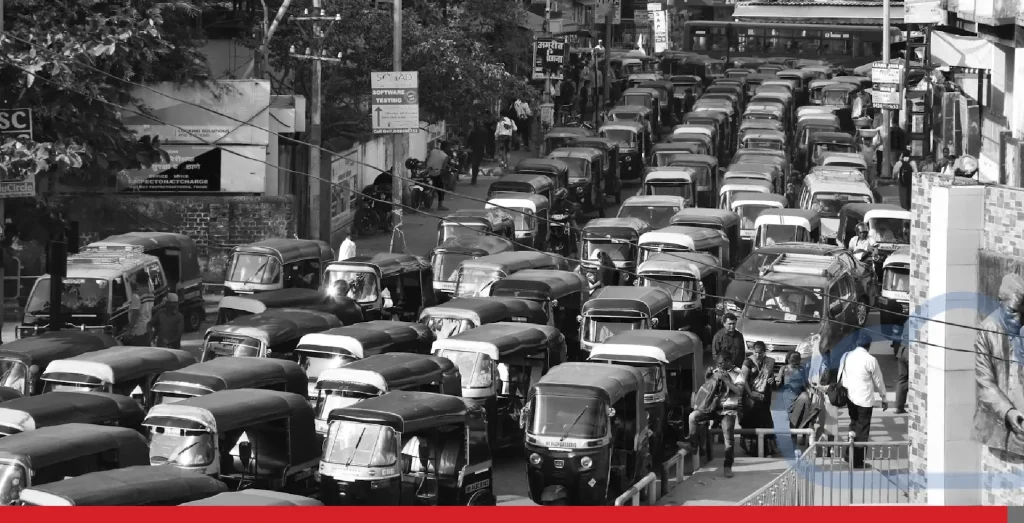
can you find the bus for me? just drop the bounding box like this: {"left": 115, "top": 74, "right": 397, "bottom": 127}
{"left": 681, "top": 21, "right": 902, "bottom": 67}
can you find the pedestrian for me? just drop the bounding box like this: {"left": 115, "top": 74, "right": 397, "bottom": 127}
{"left": 684, "top": 352, "right": 749, "bottom": 478}
{"left": 425, "top": 141, "right": 450, "bottom": 211}
{"left": 893, "top": 150, "right": 917, "bottom": 211}
{"left": 712, "top": 313, "right": 747, "bottom": 368}
{"left": 741, "top": 341, "right": 778, "bottom": 456}
{"left": 839, "top": 332, "right": 888, "bottom": 468}
{"left": 125, "top": 271, "right": 155, "bottom": 346}
{"left": 894, "top": 328, "right": 909, "bottom": 414}
{"left": 559, "top": 77, "right": 576, "bottom": 119}
{"left": 467, "top": 120, "right": 489, "bottom": 185}
{"left": 513, "top": 98, "right": 533, "bottom": 151}
{"left": 579, "top": 80, "right": 591, "bottom": 121}
{"left": 937, "top": 146, "right": 956, "bottom": 176}
{"left": 339, "top": 231, "right": 357, "bottom": 260}
{"left": 917, "top": 150, "right": 938, "bottom": 173}
{"left": 494, "top": 114, "right": 517, "bottom": 169}
{"left": 595, "top": 66, "right": 605, "bottom": 107}
{"left": 150, "top": 293, "right": 184, "bottom": 350}
{"left": 483, "top": 110, "right": 497, "bottom": 160}
{"left": 599, "top": 101, "right": 614, "bottom": 125}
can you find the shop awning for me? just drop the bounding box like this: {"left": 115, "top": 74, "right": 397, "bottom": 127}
{"left": 929, "top": 28, "right": 993, "bottom": 68}
{"left": 732, "top": 1, "right": 905, "bottom": 23}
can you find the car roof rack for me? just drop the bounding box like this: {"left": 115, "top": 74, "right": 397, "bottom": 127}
{"left": 760, "top": 253, "right": 841, "bottom": 278}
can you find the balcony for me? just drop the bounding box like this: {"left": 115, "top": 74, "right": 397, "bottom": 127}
{"left": 948, "top": 0, "right": 1021, "bottom": 26}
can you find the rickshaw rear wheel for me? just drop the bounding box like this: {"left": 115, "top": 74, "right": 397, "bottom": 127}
{"left": 185, "top": 308, "right": 203, "bottom": 332}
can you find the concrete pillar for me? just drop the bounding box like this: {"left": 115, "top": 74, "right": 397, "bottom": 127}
{"left": 1014, "top": 49, "right": 1024, "bottom": 138}
{"left": 923, "top": 184, "right": 986, "bottom": 505}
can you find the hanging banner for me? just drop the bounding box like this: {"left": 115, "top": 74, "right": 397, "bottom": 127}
{"left": 652, "top": 10, "right": 669, "bottom": 53}
{"left": 532, "top": 38, "right": 568, "bottom": 81}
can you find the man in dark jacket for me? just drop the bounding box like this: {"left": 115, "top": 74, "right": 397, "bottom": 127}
{"left": 467, "top": 120, "right": 489, "bottom": 186}
{"left": 150, "top": 293, "right": 185, "bottom": 350}
{"left": 712, "top": 313, "right": 747, "bottom": 368}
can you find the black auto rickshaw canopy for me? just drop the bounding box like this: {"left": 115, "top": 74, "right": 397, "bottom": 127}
{"left": 16, "top": 465, "right": 228, "bottom": 506}
{"left": 328, "top": 390, "right": 479, "bottom": 434}
{"left": 297, "top": 320, "right": 435, "bottom": 360}
{"left": 327, "top": 253, "right": 433, "bottom": 284}
{"left": 203, "top": 308, "right": 343, "bottom": 359}
{"left": 181, "top": 490, "right": 324, "bottom": 506}
{"left": 150, "top": 358, "right": 308, "bottom": 399}
{"left": 433, "top": 322, "right": 566, "bottom": 369}
{"left": 541, "top": 128, "right": 596, "bottom": 156}
{"left": 588, "top": 331, "right": 702, "bottom": 367}
{"left": 316, "top": 353, "right": 458, "bottom": 394}
{"left": 649, "top": 142, "right": 701, "bottom": 167}
{"left": 0, "top": 391, "right": 145, "bottom": 436}
{"left": 41, "top": 346, "right": 195, "bottom": 390}
{"left": 548, "top": 147, "right": 603, "bottom": 184}
{"left": 487, "top": 174, "right": 555, "bottom": 200}
{"left": 582, "top": 217, "right": 651, "bottom": 242}
{"left": 0, "top": 331, "right": 121, "bottom": 393}
{"left": 489, "top": 269, "right": 587, "bottom": 303}
{"left": 216, "top": 288, "right": 363, "bottom": 325}
{"left": 582, "top": 286, "right": 673, "bottom": 320}
{"left": 419, "top": 297, "right": 549, "bottom": 328}
{"left": 514, "top": 158, "right": 571, "bottom": 190}
{"left": 436, "top": 209, "right": 515, "bottom": 239}
{"left": 232, "top": 239, "right": 334, "bottom": 266}
{"left": 0, "top": 423, "right": 149, "bottom": 473}
{"left": 529, "top": 362, "right": 646, "bottom": 411}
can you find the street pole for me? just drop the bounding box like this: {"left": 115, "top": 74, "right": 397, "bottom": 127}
{"left": 1, "top": 0, "right": 6, "bottom": 338}
{"left": 390, "top": 0, "right": 407, "bottom": 253}
{"left": 881, "top": 0, "right": 892, "bottom": 183}
{"left": 543, "top": 0, "right": 552, "bottom": 107}
{"left": 603, "top": 16, "right": 612, "bottom": 106}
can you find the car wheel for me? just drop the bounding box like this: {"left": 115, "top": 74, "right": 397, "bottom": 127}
{"left": 856, "top": 300, "right": 868, "bottom": 326}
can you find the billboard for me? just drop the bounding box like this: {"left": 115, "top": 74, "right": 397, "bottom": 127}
{"left": 117, "top": 144, "right": 265, "bottom": 192}
{"left": 532, "top": 38, "right": 568, "bottom": 81}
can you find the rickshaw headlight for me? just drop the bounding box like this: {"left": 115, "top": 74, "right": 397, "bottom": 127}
{"left": 529, "top": 453, "right": 543, "bottom": 467}
{"left": 580, "top": 456, "right": 593, "bottom": 470}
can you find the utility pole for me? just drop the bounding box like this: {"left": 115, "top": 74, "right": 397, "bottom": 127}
{"left": 543, "top": 0, "right": 553, "bottom": 107}
{"left": 390, "top": 0, "right": 407, "bottom": 254}
{"left": 603, "top": 7, "right": 612, "bottom": 107}
{"left": 881, "top": 0, "right": 892, "bottom": 182}
{"left": 291, "top": 6, "right": 342, "bottom": 243}
{"left": 1, "top": 0, "right": 6, "bottom": 337}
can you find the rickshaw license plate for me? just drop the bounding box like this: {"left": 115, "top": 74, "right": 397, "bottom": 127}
{"left": 554, "top": 460, "right": 565, "bottom": 469}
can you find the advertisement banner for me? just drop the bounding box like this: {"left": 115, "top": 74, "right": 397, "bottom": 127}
{"left": 652, "top": 10, "right": 669, "bottom": 52}
{"left": 532, "top": 38, "right": 568, "bottom": 81}
{"left": 0, "top": 175, "right": 36, "bottom": 198}
{"left": 330, "top": 148, "right": 359, "bottom": 234}
{"left": 123, "top": 80, "right": 271, "bottom": 146}
{"left": 117, "top": 144, "right": 265, "bottom": 192}
{"left": 904, "top": 0, "right": 944, "bottom": 24}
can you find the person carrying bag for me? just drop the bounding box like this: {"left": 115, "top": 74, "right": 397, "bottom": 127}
{"left": 826, "top": 353, "right": 849, "bottom": 408}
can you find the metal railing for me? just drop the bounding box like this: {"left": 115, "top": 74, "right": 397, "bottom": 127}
{"left": 708, "top": 427, "right": 816, "bottom": 457}
{"left": 614, "top": 472, "right": 658, "bottom": 506}
{"left": 660, "top": 447, "right": 697, "bottom": 496}
{"left": 738, "top": 432, "right": 911, "bottom": 506}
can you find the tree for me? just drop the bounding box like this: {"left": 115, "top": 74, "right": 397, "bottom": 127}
{"left": 0, "top": 0, "right": 212, "bottom": 195}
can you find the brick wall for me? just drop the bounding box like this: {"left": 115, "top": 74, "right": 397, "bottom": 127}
{"left": 53, "top": 193, "right": 295, "bottom": 283}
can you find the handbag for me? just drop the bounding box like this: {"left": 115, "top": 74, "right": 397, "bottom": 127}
{"left": 825, "top": 355, "right": 849, "bottom": 408}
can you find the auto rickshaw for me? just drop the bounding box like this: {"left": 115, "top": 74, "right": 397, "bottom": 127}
{"left": 640, "top": 167, "right": 695, "bottom": 206}
{"left": 636, "top": 225, "right": 731, "bottom": 270}
{"left": 700, "top": 91, "right": 741, "bottom": 118}
{"left": 808, "top": 131, "right": 857, "bottom": 172}
{"left": 0, "top": 423, "right": 150, "bottom": 504}
{"left": 487, "top": 174, "right": 556, "bottom": 204}
{"left": 599, "top": 121, "right": 648, "bottom": 181}
{"left": 431, "top": 236, "right": 515, "bottom": 301}
{"left": 540, "top": 127, "right": 595, "bottom": 157}
{"left": 799, "top": 63, "right": 832, "bottom": 79}
{"left": 649, "top": 142, "right": 697, "bottom": 168}
{"left": 821, "top": 152, "right": 869, "bottom": 181}
{"left": 821, "top": 83, "right": 859, "bottom": 130}
{"left": 750, "top": 92, "right": 794, "bottom": 129}
{"left": 15, "top": 465, "right": 228, "bottom": 506}
{"left": 724, "top": 164, "right": 781, "bottom": 192}
{"left": 181, "top": 490, "right": 324, "bottom": 506}
{"left": 738, "top": 128, "right": 789, "bottom": 161}
{"left": 0, "top": 392, "right": 145, "bottom": 437}
{"left": 738, "top": 118, "right": 785, "bottom": 137}
{"left": 670, "top": 208, "right": 742, "bottom": 268}
{"left": 878, "top": 246, "right": 910, "bottom": 339}
{"left": 514, "top": 158, "right": 572, "bottom": 203}
{"left": 523, "top": 362, "right": 651, "bottom": 506}
{"left": 295, "top": 320, "right": 435, "bottom": 399}
{"left": 486, "top": 192, "right": 550, "bottom": 250}
{"left": 683, "top": 110, "right": 732, "bottom": 157}
{"left": 149, "top": 358, "right": 308, "bottom": 406}
{"left": 669, "top": 75, "right": 704, "bottom": 99}
{"left": 837, "top": 203, "right": 911, "bottom": 266}
{"left": 753, "top": 209, "right": 823, "bottom": 247}
{"left": 215, "top": 288, "right": 363, "bottom": 326}
{"left": 742, "top": 103, "right": 786, "bottom": 129}
{"left": 588, "top": 331, "right": 703, "bottom": 463}
{"left": 725, "top": 68, "right": 753, "bottom": 79}
{"left": 201, "top": 308, "right": 342, "bottom": 362}
{"left": 324, "top": 253, "right": 436, "bottom": 321}
{"left": 743, "top": 73, "right": 774, "bottom": 97}
{"left": 84, "top": 232, "right": 205, "bottom": 331}
{"left": 579, "top": 287, "right": 674, "bottom": 355}
{"left": 311, "top": 353, "right": 461, "bottom": 435}
{"left": 776, "top": 69, "right": 813, "bottom": 103}
{"left": 730, "top": 152, "right": 791, "bottom": 188}
{"left": 432, "top": 322, "right": 566, "bottom": 449}
{"left": 0, "top": 331, "right": 120, "bottom": 396}
{"left": 796, "top": 115, "right": 842, "bottom": 173}
{"left": 572, "top": 137, "right": 623, "bottom": 205}
{"left": 617, "top": 195, "right": 688, "bottom": 230}
{"left": 224, "top": 239, "right": 334, "bottom": 296}
{"left": 548, "top": 147, "right": 607, "bottom": 217}
{"left": 797, "top": 105, "right": 836, "bottom": 120}
{"left": 663, "top": 154, "right": 719, "bottom": 208}
{"left": 489, "top": 269, "right": 589, "bottom": 360}
{"left": 731, "top": 192, "right": 789, "bottom": 253}
{"left": 639, "top": 81, "right": 677, "bottom": 127}
{"left": 435, "top": 209, "right": 516, "bottom": 247}
{"left": 319, "top": 391, "right": 496, "bottom": 506}
{"left": 718, "top": 179, "right": 773, "bottom": 211}
{"left": 419, "top": 297, "right": 548, "bottom": 340}
{"left": 580, "top": 218, "right": 651, "bottom": 286}
{"left": 671, "top": 123, "right": 718, "bottom": 156}
{"left": 453, "top": 251, "right": 565, "bottom": 298}
{"left": 145, "top": 389, "right": 318, "bottom": 492}
{"left": 809, "top": 79, "right": 840, "bottom": 105}
{"left": 39, "top": 346, "right": 194, "bottom": 407}
{"left": 663, "top": 133, "right": 714, "bottom": 157}
{"left": 637, "top": 253, "right": 721, "bottom": 340}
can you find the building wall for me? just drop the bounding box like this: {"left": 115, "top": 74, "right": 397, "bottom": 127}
{"left": 54, "top": 194, "right": 294, "bottom": 284}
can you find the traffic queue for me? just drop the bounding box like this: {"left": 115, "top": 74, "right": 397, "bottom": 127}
{"left": 0, "top": 49, "right": 916, "bottom": 508}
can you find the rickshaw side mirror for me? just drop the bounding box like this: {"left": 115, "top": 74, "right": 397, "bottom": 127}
{"left": 576, "top": 314, "right": 583, "bottom": 323}
{"left": 551, "top": 299, "right": 559, "bottom": 308}
{"left": 607, "top": 407, "right": 616, "bottom": 418}
{"left": 651, "top": 317, "right": 659, "bottom": 327}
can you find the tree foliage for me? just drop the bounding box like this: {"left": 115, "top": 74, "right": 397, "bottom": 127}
{"left": 0, "top": 0, "right": 212, "bottom": 191}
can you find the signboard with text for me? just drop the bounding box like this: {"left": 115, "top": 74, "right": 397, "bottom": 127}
{"left": 0, "top": 109, "right": 32, "bottom": 140}
{"left": 871, "top": 61, "right": 904, "bottom": 110}
{"left": 371, "top": 71, "right": 420, "bottom": 134}
{"left": 634, "top": 9, "right": 650, "bottom": 26}
{"left": 532, "top": 38, "right": 568, "bottom": 81}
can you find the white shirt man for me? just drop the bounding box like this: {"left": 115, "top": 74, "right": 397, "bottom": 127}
{"left": 339, "top": 235, "right": 356, "bottom": 260}
{"left": 513, "top": 99, "right": 532, "bottom": 120}
{"left": 839, "top": 343, "right": 887, "bottom": 409}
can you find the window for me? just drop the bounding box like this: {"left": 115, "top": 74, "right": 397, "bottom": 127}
{"left": 112, "top": 276, "right": 129, "bottom": 310}
{"left": 147, "top": 263, "right": 166, "bottom": 291}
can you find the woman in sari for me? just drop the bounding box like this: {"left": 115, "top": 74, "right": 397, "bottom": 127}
{"left": 741, "top": 341, "right": 778, "bottom": 456}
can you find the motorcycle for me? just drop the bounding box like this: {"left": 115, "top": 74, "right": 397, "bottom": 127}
{"left": 406, "top": 158, "right": 437, "bottom": 210}
{"left": 548, "top": 210, "right": 577, "bottom": 259}
{"left": 355, "top": 179, "right": 395, "bottom": 237}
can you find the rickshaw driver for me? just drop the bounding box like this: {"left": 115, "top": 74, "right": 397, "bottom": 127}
{"left": 847, "top": 223, "right": 875, "bottom": 262}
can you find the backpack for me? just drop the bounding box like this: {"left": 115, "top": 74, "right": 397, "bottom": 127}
{"left": 693, "top": 374, "right": 725, "bottom": 415}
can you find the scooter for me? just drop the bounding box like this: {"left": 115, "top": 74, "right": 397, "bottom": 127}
{"left": 406, "top": 158, "right": 437, "bottom": 210}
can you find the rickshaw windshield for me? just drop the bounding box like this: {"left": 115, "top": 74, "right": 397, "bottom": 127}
{"left": 655, "top": 153, "right": 695, "bottom": 166}
{"left": 0, "top": 462, "right": 27, "bottom": 505}
{"left": 557, "top": 159, "right": 589, "bottom": 182}
{"left": 25, "top": 278, "right": 109, "bottom": 317}
{"left": 148, "top": 428, "right": 216, "bottom": 467}
{"left": 622, "top": 95, "right": 650, "bottom": 108}
{"left": 759, "top": 224, "right": 807, "bottom": 246}
{"left": 435, "top": 349, "right": 495, "bottom": 389}
{"left": 823, "top": 91, "right": 850, "bottom": 105}
{"left": 441, "top": 223, "right": 487, "bottom": 243}
{"left": 883, "top": 268, "right": 910, "bottom": 292}
{"left": 583, "top": 317, "right": 645, "bottom": 343}
{"left": 583, "top": 240, "right": 632, "bottom": 262}
{"left": 455, "top": 267, "right": 503, "bottom": 298}
{"left": 623, "top": 63, "right": 643, "bottom": 75}
{"left": 326, "top": 269, "right": 380, "bottom": 304}
{"left": 744, "top": 139, "right": 784, "bottom": 151}
{"left": 48, "top": 382, "right": 103, "bottom": 393}
{"left": 323, "top": 422, "right": 398, "bottom": 467}
{"left": 813, "top": 143, "right": 855, "bottom": 157}
{"left": 433, "top": 253, "right": 471, "bottom": 282}
{"left": 612, "top": 112, "right": 640, "bottom": 122}
{"left": 737, "top": 205, "right": 774, "bottom": 229}
{"left": 645, "top": 182, "right": 693, "bottom": 200}
{"left": 746, "top": 283, "right": 824, "bottom": 322}
{"left": 601, "top": 130, "right": 637, "bottom": 148}
{"left": 544, "top": 137, "right": 576, "bottom": 155}
{"left": 423, "top": 316, "right": 473, "bottom": 340}
{"left": 228, "top": 253, "right": 282, "bottom": 285}
{"left": 640, "top": 365, "right": 665, "bottom": 394}
{"left": 529, "top": 395, "right": 608, "bottom": 439}
{"left": 299, "top": 353, "right": 357, "bottom": 383}
{"left": 643, "top": 275, "right": 697, "bottom": 302}
{"left": 810, "top": 193, "right": 871, "bottom": 216}
{"left": 618, "top": 205, "right": 681, "bottom": 229}
{"left": 0, "top": 360, "right": 27, "bottom": 392}
{"left": 707, "top": 62, "right": 724, "bottom": 75}
{"left": 870, "top": 218, "right": 910, "bottom": 243}
{"left": 316, "top": 390, "right": 378, "bottom": 420}
{"left": 504, "top": 207, "right": 536, "bottom": 231}
{"left": 204, "top": 334, "right": 262, "bottom": 360}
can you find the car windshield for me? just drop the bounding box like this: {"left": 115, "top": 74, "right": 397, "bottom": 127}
{"left": 870, "top": 218, "right": 910, "bottom": 243}
{"left": 645, "top": 182, "right": 692, "bottom": 200}
{"left": 528, "top": 395, "right": 608, "bottom": 439}
{"left": 203, "top": 333, "right": 261, "bottom": 361}
{"left": 746, "top": 283, "right": 824, "bottom": 322}
{"left": 814, "top": 143, "right": 854, "bottom": 157}
{"left": 422, "top": 316, "right": 473, "bottom": 340}
{"left": 0, "top": 463, "right": 27, "bottom": 505}
{"left": 618, "top": 205, "right": 680, "bottom": 229}
{"left": 735, "top": 252, "right": 782, "bottom": 278}
{"left": 601, "top": 130, "right": 637, "bottom": 148}
{"left": 883, "top": 268, "right": 910, "bottom": 292}
{"left": 228, "top": 253, "right": 281, "bottom": 285}
{"left": 0, "top": 360, "right": 27, "bottom": 392}
{"left": 737, "top": 205, "right": 775, "bottom": 229}
{"left": 759, "top": 225, "right": 808, "bottom": 246}
{"left": 810, "top": 193, "right": 871, "bottom": 216}
{"left": 25, "top": 278, "right": 109, "bottom": 316}
{"left": 299, "top": 353, "right": 356, "bottom": 383}
{"left": 432, "top": 253, "right": 471, "bottom": 282}
{"left": 148, "top": 429, "right": 216, "bottom": 468}
{"left": 643, "top": 275, "right": 697, "bottom": 302}
{"left": 583, "top": 240, "right": 632, "bottom": 262}
{"left": 583, "top": 317, "right": 645, "bottom": 343}
{"left": 316, "top": 390, "right": 378, "bottom": 420}
{"left": 325, "top": 269, "right": 380, "bottom": 303}
{"left": 455, "top": 267, "right": 502, "bottom": 298}
{"left": 435, "top": 349, "right": 494, "bottom": 389}
{"left": 323, "top": 422, "right": 398, "bottom": 467}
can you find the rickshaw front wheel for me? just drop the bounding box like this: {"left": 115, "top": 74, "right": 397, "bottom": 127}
{"left": 185, "top": 307, "right": 203, "bottom": 332}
